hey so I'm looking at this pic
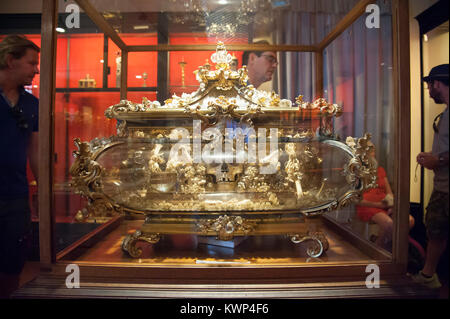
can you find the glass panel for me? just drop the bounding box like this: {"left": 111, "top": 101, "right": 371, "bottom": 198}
{"left": 128, "top": 51, "right": 158, "bottom": 88}
{"left": 98, "top": 139, "right": 353, "bottom": 212}
{"left": 58, "top": 34, "right": 105, "bottom": 88}
{"left": 108, "top": 38, "right": 121, "bottom": 89}
{"left": 128, "top": 91, "right": 158, "bottom": 103}
{"left": 65, "top": 47, "right": 384, "bottom": 268}
{"left": 53, "top": 91, "right": 118, "bottom": 253}
{"left": 52, "top": 13, "right": 119, "bottom": 253}
{"left": 276, "top": 51, "right": 315, "bottom": 102}
{"left": 323, "top": 0, "right": 395, "bottom": 254}
{"left": 88, "top": 0, "right": 362, "bottom": 46}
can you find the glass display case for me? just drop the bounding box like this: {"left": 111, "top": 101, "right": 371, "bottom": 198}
{"left": 12, "top": 0, "right": 423, "bottom": 298}
{"left": 70, "top": 42, "right": 378, "bottom": 260}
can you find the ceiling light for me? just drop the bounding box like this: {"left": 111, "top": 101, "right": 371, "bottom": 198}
{"left": 133, "top": 25, "right": 149, "bottom": 30}
{"left": 56, "top": 27, "right": 65, "bottom": 33}
{"left": 218, "top": 0, "right": 228, "bottom": 4}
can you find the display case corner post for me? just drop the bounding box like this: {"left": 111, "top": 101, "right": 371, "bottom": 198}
{"left": 391, "top": 0, "right": 411, "bottom": 269}
{"left": 315, "top": 50, "right": 324, "bottom": 99}
{"left": 75, "top": 0, "right": 126, "bottom": 50}
{"left": 120, "top": 49, "right": 128, "bottom": 100}
{"left": 39, "top": 0, "right": 58, "bottom": 266}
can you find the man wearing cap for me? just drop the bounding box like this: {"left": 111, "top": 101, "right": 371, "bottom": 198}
{"left": 413, "top": 64, "right": 449, "bottom": 289}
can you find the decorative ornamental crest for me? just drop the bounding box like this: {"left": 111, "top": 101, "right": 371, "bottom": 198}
{"left": 210, "top": 42, "right": 233, "bottom": 68}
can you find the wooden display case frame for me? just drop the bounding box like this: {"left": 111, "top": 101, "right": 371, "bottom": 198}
{"left": 17, "top": 0, "right": 431, "bottom": 298}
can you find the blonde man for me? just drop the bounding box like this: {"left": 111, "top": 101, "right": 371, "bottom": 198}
{"left": 0, "top": 35, "right": 40, "bottom": 298}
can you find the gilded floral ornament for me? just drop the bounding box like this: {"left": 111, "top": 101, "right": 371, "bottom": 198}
{"left": 296, "top": 95, "right": 343, "bottom": 118}
{"left": 196, "top": 215, "right": 258, "bottom": 241}
{"left": 69, "top": 138, "right": 103, "bottom": 196}
{"left": 121, "top": 230, "right": 161, "bottom": 258}
{"left": 75, "top": 193, "right": 123, "bottom": 222}
{"left": 341, "top": 133, "right": 378, "bottom": 204}
{"left": 185, "top": 95, "right": 262, "bottom": 126}
{"left": 69, "top": 138, "right": 124, "bottom": 220}
{"left": 105, "top": 98, "right": 163, "bottom": 119}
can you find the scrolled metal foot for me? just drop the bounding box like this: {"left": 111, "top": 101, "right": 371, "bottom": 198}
{"left": 290, "top": 232, "right": 328, "bottom": 258}
{"left": 122, "top": 230, "right": 161, "bottom": 258}
{"left": 304, "top": 237, "right": 324, "bottom": 258}
{"left": 309, "top": 231, "right": 329, "bottom": 252}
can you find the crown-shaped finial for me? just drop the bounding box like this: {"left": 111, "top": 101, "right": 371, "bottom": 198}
{"left": 210, "top": 42, "right": 233, "bottom": 69}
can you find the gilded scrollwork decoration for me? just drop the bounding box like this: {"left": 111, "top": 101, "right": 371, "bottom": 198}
{"left": 344, "top": 133, "right": 378, "bottom": 190}
{"left": 69, "top": 138, "right": 103, "bottom": 197}
{"left": 121, "top": 230, "right": 161, "bottom": 258}
{"left": 69, "top": 138, "right": 124, "bottom": 220}
{"left": 337, "top": 133, "right": 378, "bottom": 208}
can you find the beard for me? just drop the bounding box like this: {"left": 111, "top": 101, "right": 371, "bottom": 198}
{"left": 429, "top": 89, "right": 444, "bottom": 104}
{"left": 432, "top": 96, "right": 444, "bottom": 104}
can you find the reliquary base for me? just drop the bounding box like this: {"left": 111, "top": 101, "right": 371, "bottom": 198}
{"left": 121, "top": 215, "right": 329, "bottom": 259}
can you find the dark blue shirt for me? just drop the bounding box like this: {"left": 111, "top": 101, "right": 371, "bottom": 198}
{"left": 0, "top": 87, "right": 39, "bottom": 199}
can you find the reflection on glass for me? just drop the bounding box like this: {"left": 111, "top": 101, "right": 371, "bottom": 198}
{"left": 323, "top": 0, "right": 395, "bottom": 254}
{"left": 355, "top": 142, "right": 414, "bottom": 252}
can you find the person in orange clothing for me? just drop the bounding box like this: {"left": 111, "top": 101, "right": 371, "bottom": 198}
{"left": 356, "top": 142, "right": 415, "bottom": 249}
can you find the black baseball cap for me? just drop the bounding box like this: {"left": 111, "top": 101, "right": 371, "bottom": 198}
{"left": 423, "top": 64, "right": 449, "bottom": 82}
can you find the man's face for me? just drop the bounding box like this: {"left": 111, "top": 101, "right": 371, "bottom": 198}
{"left": 426, "top": 80, "right": 444, "bottom": 104}
{"left": 9, "top": 48, "right": 40, "bottom": 86}
{"left": 250, "top": 51, "right": 278, "bottom": 84}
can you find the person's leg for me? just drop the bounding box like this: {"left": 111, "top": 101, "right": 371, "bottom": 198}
{"left": 412, "top": 191, "right": 448, "bottom": 288}
{"left": 0, "top": 202, "right": 19, "bottom": 298}
{"left": 0, "top": 198, "right": 31, "bottom": 298}
{"left": 422, "top": 237, "right": 448, "bottom": 277}
{"left": 0, "top": 272, "right": 20, "bottom": 299}
{"left": 370, "top": 212, "right": 393, "bottom": 248}
{"left": 423, "top": 191, "right": 449, "bottom": 276}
